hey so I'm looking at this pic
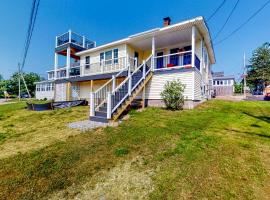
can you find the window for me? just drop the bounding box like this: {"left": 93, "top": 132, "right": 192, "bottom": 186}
{"left": 213, "top": 81, "right": 216, "bottom": 85}
{"left": 41, "top": 84, "right": 45, "bottom": 91}
{"left": 100, "top": 49, "right": 119, "bottom": 66}
{"left": 105, "top": 50, "right": 112, "bottom": 65}
{"left": 224, "top": 80, "right": 227, "bottom": 85}
{"left": 113, "top": 49, "right": 118, "bottom": 64}
{"left": 46, "top": 83, "right": 50, "bottom": 91}
{"left": 100, "top": 52, "right": 104, "bottom": 66}
{"left": 220, "top": 80, "right": 223, "bottom": 85}
{"left": 217, "top": 81, "right": 220, "bottom": 85}
{"left": 36, "top": 84, "right": 40, "bottom": 91}
{"left": 85, "top": 56, "right": 90, "bottom": 69}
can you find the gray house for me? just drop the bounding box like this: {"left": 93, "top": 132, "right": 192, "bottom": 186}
{"left": 212, "top": 72, "right": 235, "bottom": 96}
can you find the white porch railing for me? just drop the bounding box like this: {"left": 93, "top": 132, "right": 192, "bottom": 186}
{"left": 153, "top": 51, "right": 192, "bottom": 70}
{"left": 89, "top": 66, "right": 128, "bottom": 116}
{"left": 82, "top": 56, "right": 138, "bottom": 76}
{"left": 108, "top": 55, "right": 152, "bottom": 118}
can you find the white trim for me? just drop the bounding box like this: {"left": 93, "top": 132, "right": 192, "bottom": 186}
{"left": 75, "top": 16, "right": 215, "bottom": 64}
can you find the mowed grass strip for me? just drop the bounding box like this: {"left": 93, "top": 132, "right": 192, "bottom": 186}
{"left": 0, "top": 101, "right": 89, "bottom": 158}
{"left": 0, "top": 100, "right": 269, "bottom": 199}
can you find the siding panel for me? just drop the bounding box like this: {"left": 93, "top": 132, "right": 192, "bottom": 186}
{"left": 145, "top": 70, "right": 194, "bottom": 100}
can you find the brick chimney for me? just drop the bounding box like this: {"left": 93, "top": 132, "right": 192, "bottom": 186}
{"left": 163, "top": 17, "right": 171, "bottom": 26}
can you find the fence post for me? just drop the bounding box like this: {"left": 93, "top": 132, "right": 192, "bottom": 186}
{"left": 143, "top": 60, "right": 146, "bottom": 79}
{"left": 112, "top": 75, "right": 116, "bottom": 91}
{"left": 90, "top": 92, "right": 95, "bottom": 117}
{"left": 107, "top": 92, "right": 112, "bottom": 119}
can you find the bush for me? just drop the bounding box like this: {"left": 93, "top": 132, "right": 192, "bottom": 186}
{"left": 161, "top": 80, "right": 185, "bottom": 110}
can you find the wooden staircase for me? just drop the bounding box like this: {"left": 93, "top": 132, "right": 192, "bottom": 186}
{"left": 112, "top": 72, "right": 152, "bottom": 120}
{"left": 89, "top": 55, "right": 153, "bottom": 122}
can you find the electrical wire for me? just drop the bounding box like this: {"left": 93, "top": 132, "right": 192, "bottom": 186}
{"left": 20, "top": 0, "right": 40, "bottom": 71}
{"left": 207, "top": 0, "right": 227, "bottom": 22}
{"left": 213, "top": 0, "right": 240, "bottom": 40}
{"left": 214, "top": 0, "right": 270, "bottom": 46}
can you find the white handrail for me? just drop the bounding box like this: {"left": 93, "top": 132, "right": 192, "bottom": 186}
{"left": 111, "top": 55, "right": 152, "bottom": 94}
{"left": 153, "top": 50, "right": 191, "bottom": 59}
{"left": 109, "top": 55, "right": 152, "bottom": 115}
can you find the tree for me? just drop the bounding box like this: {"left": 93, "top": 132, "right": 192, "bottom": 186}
{"left": 7, "top": 72, "right": 41, "bottom": 96}
{"left": 0, "top": 74, "right": 3, "bottom": 81}
{"left": 161, "top": 80, "right": 185, "bottom": 110}
{"left": 247, "top": 43, "right": 270, "bottom": 91}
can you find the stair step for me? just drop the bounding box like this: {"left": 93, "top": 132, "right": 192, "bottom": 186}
{"left": 95, "top": 111, "right": 107, "bottom": 118}
{"left": 99, "top": 106, "right": 107, "bottom": 112}
{"left": 90, "top": 116, "right": 108, "bottom": 123}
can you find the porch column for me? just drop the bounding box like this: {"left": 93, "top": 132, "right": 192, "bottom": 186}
{"left": 54, "top": 52, "right": 58, "bottom": 79}
{"left": 191, "top": 26, "right": 196, "bottom": 69}
{"left": 66, "top": 47, "right": 71, "bottom": 78}
{"left": 151, "top": 36, "right": 155, "bottom": 70}
{"left": 200, "top": 39, "right": 203, "bottom": 74}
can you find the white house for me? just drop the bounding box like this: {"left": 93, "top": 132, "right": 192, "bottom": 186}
{"left": 35, "top": 16, "right": 216, "bottom": 122}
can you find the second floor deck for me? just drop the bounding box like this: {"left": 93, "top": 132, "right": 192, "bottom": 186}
{"left": 56, "top": 31, "right": 96, "bottom": 51}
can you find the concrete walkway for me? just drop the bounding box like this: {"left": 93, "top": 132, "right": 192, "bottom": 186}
{"left": 68, "top": 120, "right": 118, "bottom": 131}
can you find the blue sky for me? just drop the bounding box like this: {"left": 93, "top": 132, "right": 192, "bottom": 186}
{"left": 0, "top": 0, "right": 270, "bottom": 80}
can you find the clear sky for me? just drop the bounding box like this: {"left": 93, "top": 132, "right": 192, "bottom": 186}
{"left": 0, "top": 0, "right": 270, "bottom": 80}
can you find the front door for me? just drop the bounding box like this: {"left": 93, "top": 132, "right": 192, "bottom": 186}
{"left": 156, "top": 51, "right": 164, "bottom": 69}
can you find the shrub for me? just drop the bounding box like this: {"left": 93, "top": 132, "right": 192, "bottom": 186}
{"left": 160, "top": 80, "right": 185, "bottom": 110}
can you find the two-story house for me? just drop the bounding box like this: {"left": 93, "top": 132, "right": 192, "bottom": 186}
{"left": 35, "top": 16, "right": 215, "bottom": 122}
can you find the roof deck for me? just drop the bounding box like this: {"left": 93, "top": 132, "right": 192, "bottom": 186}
{"left": 56, "top": 30, "right": 96, "bottom": 51}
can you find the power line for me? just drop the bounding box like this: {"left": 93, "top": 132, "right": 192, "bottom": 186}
{"left": 18, "top": 0, "right": 40, "bottom": 99}
{"left": 207, "top": 0, "right": 227, "bottom": 22}
{"left": 21, "top": 0, "right": 40, "bottom": 71}
{"left": 214, "top": 0, "right": 270, "bottom": 46}
{"left": 213, "top": 0, "right": 240, "bottom": 40}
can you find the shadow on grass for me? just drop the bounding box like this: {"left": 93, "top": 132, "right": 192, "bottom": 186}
{"left": 243, "top": 112, "right": 270, "bottom": 124}
{"left": 225, "top": 128, "right": 270, "bottom": 139}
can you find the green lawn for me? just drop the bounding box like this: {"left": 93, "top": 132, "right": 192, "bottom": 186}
{"left": 0, "top": 100, "right": 269, "bottom": 199}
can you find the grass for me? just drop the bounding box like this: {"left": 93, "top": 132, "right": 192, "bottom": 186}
{"left": 0, "top": 100, "right": 270, "bottom": 199}
{"left": 0, "top": 101, "right": 89, "bottom": 158}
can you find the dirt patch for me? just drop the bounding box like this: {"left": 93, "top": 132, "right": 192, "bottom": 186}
{"left": 48, "top": 156, "right": 155, "bottom": 200}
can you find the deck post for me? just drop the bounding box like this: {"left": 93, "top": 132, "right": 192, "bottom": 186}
{"left": 112, "top": 75, "right": 116, "bottom": 91}
{"left": 151, "top": 36, "right": 155, "bottom": 70}
{"left": 128, "top": 72, "right": 132, "bottom": 95}
{"left": 54, "top": 53, "right": 58, "bottom": 79}
{"left": 83, "top": 36, "right": 85, "bottom": 48}
{"left": 200, "top": 38, "right": 203, "bottom": 74}
{"left": 191, "top": 26, "right": 196, "bottom": 69}
{"left": 90, "top": 80, "right": 94, "bottom": 92}
{"left": 66, "top": 47, "right": 71, "bottom": 78}
{"left": 107, "top": 92, "right": 112, "bottom": 119}
{"left": 90, "top": 92, "right": 95, "bottom": 117}
{"left": 143, "top": 60, "right": 146, "bottom": 79}
{"left": 68, "top": 30, "right": 72, "bottom": 43}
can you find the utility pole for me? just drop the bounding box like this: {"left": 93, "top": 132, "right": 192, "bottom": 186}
{"left": 18, "top": 63, "right": 21, "bottom": 101}
{"left": 243, "top": 52, "right": 247, "bottom": 98}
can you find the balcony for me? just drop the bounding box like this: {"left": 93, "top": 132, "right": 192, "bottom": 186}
{"left": 56, "top": 31, "right": 96, "bottom": 50}
{"left": 153, "top": 51, "right": 200, "bottom": 71}
{"left": 82, "top": 57, "right": 134, "bottom": 76}
{"left": 49, "top": 56, "right": 137, "bottom": 80}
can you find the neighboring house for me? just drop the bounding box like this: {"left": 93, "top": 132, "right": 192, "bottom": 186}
{"left": 35, "top": 16, "right": 215, "bottom": 122}
{"left": 212, "top": 72, "right": 235, "bottom": 96}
